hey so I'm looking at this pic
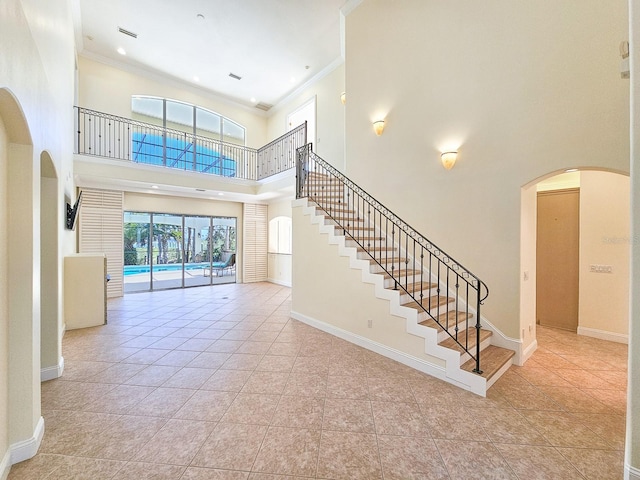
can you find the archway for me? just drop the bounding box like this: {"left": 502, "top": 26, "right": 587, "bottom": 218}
{"left": 40, "top": 152, "right": 61, "bottom": 381}
{"left": 0, "top": 87, "right": 43, "bottom": 465}
{"left": 520, "top": 168, "right": 631, "bottom": 362}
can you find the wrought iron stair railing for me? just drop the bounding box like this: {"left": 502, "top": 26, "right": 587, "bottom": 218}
{"left": 74, "top": 106, "right": 306, "bottom": 181}
{"left": 296, "top": 144, "right": 489, "bottom": 374}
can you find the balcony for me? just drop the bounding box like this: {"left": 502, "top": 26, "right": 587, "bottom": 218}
{"left": 74, "top": 107, "right": 307, "bottom": 182}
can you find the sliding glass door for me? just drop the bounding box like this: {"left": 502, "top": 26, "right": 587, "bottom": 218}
{"left": 123, "top": 211, "right": 236, "bottom": 293}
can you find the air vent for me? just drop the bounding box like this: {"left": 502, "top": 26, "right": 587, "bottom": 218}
{"left": 228, "top": 73, "right": 242, "bottom": 80}
{"left": 195, "top": 188, "right": 206, "bottom": 192}
{"left": 255, "top": 103, "right": 273, "bottom": 111}
{"left": 118, "top": 27, "right": 138, "bottom": 38}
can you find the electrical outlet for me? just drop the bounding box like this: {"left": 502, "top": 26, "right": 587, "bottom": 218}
{"left": 367, "top": 319, "right": 373, "bottom": 328}
{"left": 523, "top": 271, "right": 529, "bottom": 281}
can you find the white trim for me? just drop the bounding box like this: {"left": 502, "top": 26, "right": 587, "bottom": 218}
{"left": 0, "top": 449, "right": 11, "bottom": 480}
{"left": 521, "top": 340, "right": 538, "bottom": 365}
{"left": 578, "top": 326, "right": 629, "bottom": 344}
{"left": 290, "top": 310, "right": 483, "bottom": 395}
{"left": 9, "top": 416, "right": 44, "bottom": 465}
{"left": 625, "top": 464, "right": 640, "bottom": 480}
{"left": 267, "top": 278, "right": 292, "bottom": 288}
{"left": 41, "top": 356, "right": 64, "bottom": 382}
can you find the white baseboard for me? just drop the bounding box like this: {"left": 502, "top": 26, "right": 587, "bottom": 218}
{"left": 625, "top": 464, "right": 640, "bottom": 480}
{"left": 10, "top": 416, "right": 44, "bottom": 465}
{"left": 40, "top": 356, "right": 64, "bottom": 382}
{"left": 520, "top": 339, "right": 538, "bottom": 366}
{"left": 0, "top": 449, "right": 10, "bottom": 480}
{"left": 291, "top": 310, "right": 485, "bottom": 396}
{"left": 267, "top": 278, "right": 292, "bottom": 288}
{"left": 578, "top": 326, "right": 628, "bottom": 344}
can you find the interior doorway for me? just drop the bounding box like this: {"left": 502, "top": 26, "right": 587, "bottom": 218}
{"left": 536, "top": 188, "right": 580, "bottom": 331}
{"left": 287, "top": 97, "right": 316, "bottom": 146}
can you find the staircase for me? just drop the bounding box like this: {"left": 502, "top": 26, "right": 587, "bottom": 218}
{"left": 295, "top": 146, "right": 515, "bottom": 396}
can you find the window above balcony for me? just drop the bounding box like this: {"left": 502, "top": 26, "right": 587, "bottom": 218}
{"left": 131, "top": 96, "right": 246, "bottom": 146}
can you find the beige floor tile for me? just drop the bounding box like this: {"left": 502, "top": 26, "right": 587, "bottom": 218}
{"left": 241, "top": 371, "right": 290, "bottom": 395}
{"left": 161, "top": 367, "right": 216, "bottom": 389}
{"left": 420, "top": 404, "right": 491, "bottom": 441}
{"left": 537, "top": 385, "right": 610, "bottom": 414}
{"left": 557, "top": 447, "right": 624, "bottom": 480}
{"left": 124, "top": 365, "right": 182, "bottom": 387}
{"left": 322, "top": 398, "right": 374, "bottom": 433}
{"left": 495, "top": 444, "right": 586, "bottom": 479}
{"left": 271, "top": 395, "right": 324, "bottom": 429}
{"left": 316, "top": 430, "right": 382, "bottom": 480}
{"left": 266, "top": 342, "right": 301, "bottom": 357}
{"left": 434, "top": 439, "right": 515, "bottom": 479}
{"left": 367, "top": 377, "right": 416, "bottom": 403}
{"left": 126, "top": 387, "right": 195, "bottom": 417}
{"left": 182, "top": 467, "right": 249, "bottom": 479}
{"left": 520, "top": 410, "right": 611, "bottom": 449}
{"left": 187, "top": 352, "right": 232, "bottom": 369}
{"left": 472, "top": 408, "right": 548, "bottom": 446}
{"left": 191, "top": 422, "right": 268, "bottom": 470}
{"left": 221, "top": 393, "right": 280, "bottom": 425}
{"left": 80, "top": 384, "right": 156, "bottom": 414}
{"left": 283, "top": 373, "right": 327, "bottom": 397}
{"left": 222, "top": 353, "right": 264, "bottom": 371}
{"left": 236, "top": 341, "right": 274, "bottom": 355}
{"left": 378, "top": 435, "right": 449, "bottom": 480}
{"left": 133, "top": 418, "right": 216, "bottom": 465}
{"left": 45, "top": 456, "right": 126, "bottom": 480}
{"left": 252, "top": 426, "right": 321, "bottom": 476}
{"left": 571, "top": 412, "right": 626, "bottom": 450}
{"left": 114, "top": 461, "right": 186, "bottom": 479}
{"left": 7, "top": 453, "right": 67, "bottom": 479}
{"left": 153, "top": 349, "right": 201, "bottom": 367}
{"left": 206, "top": 339, "right": 244, "bottom": 353}
{"left": 256, "top": 355, "right": 296, "bottom": 372}
{"left": 201, "top": 369, "right": 252, "bottom": 392}
{"left": 326, "top": 375, "right": 369, "bottom": 400}
{"left": 80, "top": 414, "right": 168, "bottom": 460}
{"left": 371, "top": 400, "right": 430, "bottom": 437}
{"left": 173, "top": 389, "right": 237, "bottom": 422}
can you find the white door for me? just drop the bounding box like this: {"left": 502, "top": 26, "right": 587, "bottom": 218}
{"left": 286, "top": 97, "right": 316, "bottom": 147}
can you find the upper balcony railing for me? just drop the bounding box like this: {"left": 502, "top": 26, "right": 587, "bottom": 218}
{"left": 74, "top": 106, "right": 306, "bottom": 181}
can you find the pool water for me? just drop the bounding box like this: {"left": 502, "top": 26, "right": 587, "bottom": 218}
{"left": 124, "top": 262, "right": 225, "bottom": 276}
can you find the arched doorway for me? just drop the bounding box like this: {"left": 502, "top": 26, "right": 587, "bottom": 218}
{"left": 0, "top": 87, "right": 44, "bottom": 464}
{"left": 40, "top": 152, "right": 61, "bottom": 381}
{"left": 520, "top": 168, "right": 631, "bottom": 362}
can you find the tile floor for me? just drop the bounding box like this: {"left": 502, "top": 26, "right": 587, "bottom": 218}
{"left": 8, "top": 282, "right": 628, "bottom": 479}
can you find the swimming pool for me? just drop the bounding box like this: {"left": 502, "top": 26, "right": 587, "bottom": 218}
{"left": 124, "top": 262, "right": 225, "bottom": 276}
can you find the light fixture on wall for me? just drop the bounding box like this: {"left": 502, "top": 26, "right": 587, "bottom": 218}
{"left": 373, "top": 120, "right": 385, "bottom": 136}
{"left": 340, "top": 92, "right": 346, "bottom": 105}
{"left": 441, "top": 151, "right": 457, "bottom": 170}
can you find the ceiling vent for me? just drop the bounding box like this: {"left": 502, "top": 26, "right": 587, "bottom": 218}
{"left": 195, "top": 188, "right": 206, "bottom": 192}
{"left": 228, "top": 73, "right": 242, "bottom": 81}
{"left": 118, "top": 27, "right": 138, "bottom": 38}
{"left": 255, "top": 103, "right": 272, "bottom": 111}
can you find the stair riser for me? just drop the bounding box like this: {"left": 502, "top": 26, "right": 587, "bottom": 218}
{"left": 399, "top": 291, "right": 443, "bottom": 306}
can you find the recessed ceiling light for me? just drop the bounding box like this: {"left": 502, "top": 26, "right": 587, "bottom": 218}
{"left": 290, "top": 77, "right": 296, "bottom": 83}
{"left": 117, "top": 47, "right": 126, "bottom": 55}
{"left": 250, "top": 97, "right": 256, "bottom": 103}
{"left": 218, "top": 193, "right": 224, "bottom": 196}
{"left": 194, "top": 76, "right": 200, "bottom": 82}
{"left": 151, "top": 185, "right": 158, "bottom": 189}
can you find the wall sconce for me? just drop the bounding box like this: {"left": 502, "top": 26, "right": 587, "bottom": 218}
{"left": 441, "top": 151, "right": 457, "bottom": 170}
{"left": 373, "top": 120, "right": 385, "bottom": 136}
{"left": 340, "top": 92, "right": 346, "bottom": 105}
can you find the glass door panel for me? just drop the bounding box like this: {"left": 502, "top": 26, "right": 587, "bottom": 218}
{"left": 211, "top": 217, "right": 237, "bottom": 284}
{"left": 151, "top": 213, "right": 184, "bottom": 290}
{"left": 123, "top": 212, "right": 152, "bottom": 293}
{"left": 184, "top": 216, "right": 212, "bottom": 287}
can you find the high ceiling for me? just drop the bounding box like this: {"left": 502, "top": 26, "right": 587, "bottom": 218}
{"left": 76, "top": 0, "right": 347, "bottom": 111}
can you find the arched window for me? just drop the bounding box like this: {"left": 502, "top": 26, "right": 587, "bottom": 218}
{"left": 131, "top": 96, "right": 246, "bottom": 146}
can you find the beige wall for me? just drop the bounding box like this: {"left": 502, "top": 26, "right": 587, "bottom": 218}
{"left": 124, "top": 192, "right": 244, "bottom": 283}
{"left": 267, "top": 64, "right": 346, "bottom": 170}
{"left": 579, "top": 171, "right": 630, "bottom": 338}
{"left": 292, "top": 204, "right": 444, "bottom": 367}
{"left": 344, "top": 0, "right": 629, "bottom": 339}
{"left": 0, "top": 0, "right": 76, "bottom": 468}
{"left": 78, "top": 56, "right": 269, "bottom": 149}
